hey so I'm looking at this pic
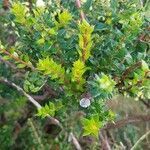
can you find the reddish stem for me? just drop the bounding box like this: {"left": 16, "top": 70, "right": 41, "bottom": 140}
{"left": 75, "top": 0, "right": 85, "bottom": 20}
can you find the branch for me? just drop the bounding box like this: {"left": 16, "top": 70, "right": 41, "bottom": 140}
{"left": 0, "top": 50, "right": 59, "bottom": 101}
{"left": 131, "top": 130, "right": 150, "bottom": 150}
{"left": 3, "top": 0, "right": 9, "bottom": 10}
{"left": 0, "top": 55, "right": 17, "bottom": 70}
{"left": 0, "top": 53, "right": 58, "bottom": 101}
{"left": 100, "top": 131, "right": 111, "bottom": 150}
{"left": 69, "top": 132, "right": 82, "bottom": 150}
{"left": 31, "top": 84, "right": 57, "bottom": 101}
{"left": 0, "top": 77, "right": 60, "bottom": 126}
{"left": 0, "top": 78, "right": 41, "bottom": 108}
{"left": 116, "top": 61, "right": 143, "bottom": 91}
{"left": 31, "top": 92, "right": 50, "bottom": 101}
{"left": 102, "top": 115, "right": 150, "bottom": 130}
{"left": 0, "top": 49, "right": 35, "bottom": 70}
{"left": 122, "top": 61, "right": 142, "bottom": 80}
{"left": 140, "top": 99, "right": 150, "bottom": 108}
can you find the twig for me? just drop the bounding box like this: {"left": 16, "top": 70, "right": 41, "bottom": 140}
{"left": 69, "top": 132, "right": 82, "bottom": 150}
{"left": 28, "top": 118, "right": 45, "bottom": 149}
{"left": 0, "top": 78, "right": 41, "bottom": 108}
{"left": 31, "top": 91, "right": 50, "bottom": 101}
{"left": 3, "top": 0, "right": 9, "bottom": 10}
{"left": 140, "top": 99, "right": 150, "bottom": 108}
{"left": 104, "top": 132, "right": 111, "bottom": 150}
{"left": 0, "top": 49, "right": 35, "bottom": 70}
{"left": 116, "top": 61, "right": 143, "bottom": 91}
{"left": 123, "top": 132, "right": 132, "bottom": 149}
{"left": 100, "top": 131, "right": 111, "bottom": 150}
{"left": 0, "top": 53, "right": 58, "bottom": 101}
{"left": 122, "top": 61, "right": 142, "bottom": 81}
{"left": 0, "top": 77, "right": 60, "bottom": 126}
{"left": 131, "top": 130, "right": 150, "bottom": 150}
{"left": 28, "top": 0, "right": 33, "bottom": 13}
{"left": 0, "top": 56, "right": 17, "bottom": 70}
{"left": 31, "top": 83, "right": 58, "bottom": 101}
{"left": 75, "top": 0, "right": 85, "bottom": 20}
{"left": 102, "top": 115, "right": 150, "bottom": 130}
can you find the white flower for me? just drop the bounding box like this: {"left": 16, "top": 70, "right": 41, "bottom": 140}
{"left": 80, "top": 98, "right": 91, "bottom": 108}
{"left": 36, "top": 0, "right": 45, "bottom": 7}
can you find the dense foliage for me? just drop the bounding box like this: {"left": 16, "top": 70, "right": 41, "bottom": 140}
{"left": 0, "top": 0, "right": 149, "bottom": 149}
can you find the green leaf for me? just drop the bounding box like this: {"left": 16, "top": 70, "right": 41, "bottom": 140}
{"left": 11, "top": 2, "right": 27, "bottom": 24}
{"left": 17, "top": 63, "right": 26, "bottom": 69}
{"left": 78, "top": 20, "right": 94, "bottom": 34}
{"left": 141, "top": 60, "right": 149, "bottom": 71}
{"left": 2, "top": 56, "right": 10, "bottom": 60}
{"left": 37, "top": 57, "right": 65, "bottom": 83}
{"left": 37, "top": 38, "right": 45, "bottom": 45}
{"left": 78, "top": 20, "right": 94, "bottom": 61}
{"left": 71, "top": 59, "right": 87, "bottom": 89}
{"left": 97, "top": 73, "right": 116, "bottom": 93}
{"left": 83, "top": 0, "right": 93, "bottom": 12}
{"left": 23, "top": 72, "right": 45, "bottom": 93}
{"left": 81, "top": 114, "right": 101, "bottom": 137}
{"left": 55, "top": 10, "right": 72, "bottom": 28}
{"left": 55, "top": 101, "right": 63, "bottom": 111}
{"left": 37, "top": 102, "right": 56, "bottom": 118}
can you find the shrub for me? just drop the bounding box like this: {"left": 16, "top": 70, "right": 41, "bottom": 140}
{"left": 0, "top": 0, "right": 149, "bottom": 149}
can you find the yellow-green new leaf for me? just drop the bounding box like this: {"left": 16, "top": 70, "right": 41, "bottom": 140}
{"left": 78, "top": 20, "right": 94, "bottom": 61}
{"left": 81, "top": 115, "right": 101, "bottom": 137}
{"left": 71, "top": 59, "right": 87, "bottom": 87}
{"left": 78, "top": 20, "right": 94, "bottom": 34}
{"left": 37, "top": 102, "right": 56, "bottom": 118}
{"left": 97, "top": 73, "right": 116, "bottom": 93}
{"left": 55, "top": 10, "right": 72, "bottom": 28}
{"left": 37, "top": 57, "right": 65, "bottom": 83}
{"left": 12, "top": 2, "right": 27, "bottom": 24}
